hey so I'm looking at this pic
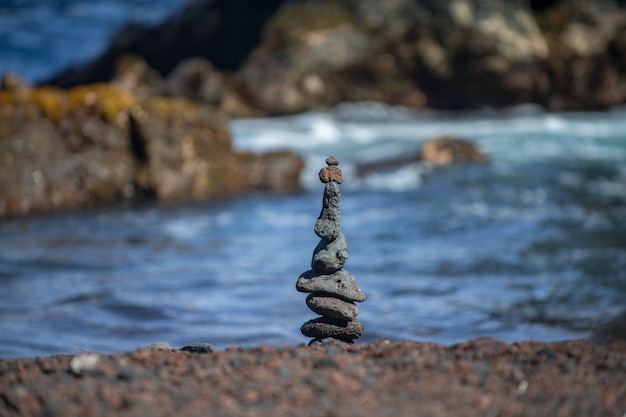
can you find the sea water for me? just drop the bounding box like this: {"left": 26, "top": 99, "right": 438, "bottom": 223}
{"left": 0, "top": 0, "right": 186, "bottom": 83}
{"left": 1, "top": 104, "right": 625, "bottom": 358}
{"left": 1, "top": 1, "right": 626, "bottom": 358}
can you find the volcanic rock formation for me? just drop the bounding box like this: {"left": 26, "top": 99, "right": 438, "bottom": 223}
{"left": 296, "top": 156, "right": 366, "bottom": 345}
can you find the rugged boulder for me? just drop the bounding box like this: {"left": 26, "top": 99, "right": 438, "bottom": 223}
{"left": 236, "top": 0, "right": 551, "bottom": 114}
{"left": 44, "top": 0, "right": 626, "bottom": 114}
{"left": 0, "top": 84, "right": 303, "bottom": 218}
{"left": 419, "top": 137, "right": 489, "bottom": 165}
{"left": 534, "top": 1, "right": 626, "bottom": 110}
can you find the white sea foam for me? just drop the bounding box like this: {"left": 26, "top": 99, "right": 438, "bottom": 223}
{"left": 230, "top": 105, "right": 626, "bottom": 192}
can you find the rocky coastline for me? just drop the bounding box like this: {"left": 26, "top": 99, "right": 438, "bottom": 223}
{"left": 0, "top": 83, "right": 303, "bottom": 218}
{"left": 1, "top": 338, "right": 625, "bottom": 417}
{"left": 45, "top": 0, "right": 626, "bottom": 115}
{"left": 2, "top": 0, "right": 625, "bottom": 217}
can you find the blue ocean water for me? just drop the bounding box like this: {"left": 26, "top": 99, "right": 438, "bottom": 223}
{"left": 1, "top": 1, "right": 626, "bottom": 358}
{"left": 1, "top": 105, "right": 625, "bottom": 358}
{"left": 0, "top": 0, "right": 186, "bottom": 83}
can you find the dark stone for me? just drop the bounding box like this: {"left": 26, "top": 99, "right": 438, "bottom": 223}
{"left": 306, "top": 293, "right": 359, "bottom": 321}
{"left": 314, "top": 182, "right": 341, "bottom": 240}
{"left": 180, "top": 343, "right": 218, "bottom": 354}
{"left": 296, "top": 269, "right": 366, "bottom": 302}
{"left": 311, "top": 232, "right": 348, "bottom": 273}
{"left": 300, "top": 317, "right": 364, "bottom": 342}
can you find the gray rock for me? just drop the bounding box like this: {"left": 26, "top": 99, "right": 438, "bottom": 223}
{"left": 306, "top": 293, "right": 359, "bottom": 320}
{"left": 300, "top": 317, "right": 364, "bottom": 342}
{"left": 308, "top": 337, "right": 352, "bottom": 349}
{"left": 311, "top": 232, "right": 348, "bottom": 273}
{"left": 180, "top": 343, "right": 217, "bottom": 353}
{"left": 140, "top": 342, "right": 177, "bottom": 351}
{"left": 314, "top": 182, "right": 341, "bottom": 240}
{"left": 296, "top": 269, "right": 366, "bottom": 302}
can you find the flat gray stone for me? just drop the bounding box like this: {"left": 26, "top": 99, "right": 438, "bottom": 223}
{"left": 296, "top": 269, "right": 366, "bottom": 302}
{"left": 306, "top": 293, "right": 359, "bottom": 320}
{"left": 311, "top": 232, "right": 348, "bottom": 273}
{"left": 140, "top": 342, "right": 177, "bottom": 351}
{"left": 314, "top": 182, "right": 341, "bottom": 240}
{"left": 300, "top": 317, "right": 364, "bottom": 342}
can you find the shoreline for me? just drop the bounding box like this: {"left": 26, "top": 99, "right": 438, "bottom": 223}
{"left": 2, "top": 338, "right": 625, "bottom": 417}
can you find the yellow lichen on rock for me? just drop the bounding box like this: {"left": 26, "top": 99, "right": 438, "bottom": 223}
{"left": 68, "top": 84, "right": 136, "bottom": 125}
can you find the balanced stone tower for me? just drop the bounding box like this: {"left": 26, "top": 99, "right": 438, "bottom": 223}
{"left": 296, "top": 156, "right": 366, "bottom": 345}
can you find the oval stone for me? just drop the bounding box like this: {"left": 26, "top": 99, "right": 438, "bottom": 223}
{"left": 300, "top": 317, "right": 364, "bottom": 342}
{"left": 306, "top": 293, "right": 359, "bottom": 320}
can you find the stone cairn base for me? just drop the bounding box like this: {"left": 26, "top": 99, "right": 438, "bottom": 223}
{"left": 296, "top": 156, "right": 366, "bottom": 345}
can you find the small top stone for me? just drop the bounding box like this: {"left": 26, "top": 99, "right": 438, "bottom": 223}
{"left": 326, "top": 156, "right": 339, "bottom": 166}
{"left": 319, "top": 156, "right": 343, "bottom": 184}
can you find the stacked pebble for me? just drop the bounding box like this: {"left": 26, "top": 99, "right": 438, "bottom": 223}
{"left": 296, "top": 156, "right": 366, "bottom": 345}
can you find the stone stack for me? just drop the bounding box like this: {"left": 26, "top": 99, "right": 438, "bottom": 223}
{"left": 296, "top": 156, "right": 366, "bottom": 345}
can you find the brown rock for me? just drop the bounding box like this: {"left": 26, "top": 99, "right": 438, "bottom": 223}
{"left": 326, "top": 156, "right": 339, "bottom": 166}
{"left": 319, "top": 166, "right": 343, "bottom": 184}
{"left": 165, "top": 57, "right": 225, "bottom": 105}
{"left": 44, "top": 0, "right": 626, "bottom": 114}
{"left": 419, "top": 137, "right": 489, "bottom": 166}
{"left": 0, "top": 85, "right": 302, "bottom": 218}
{"left": 306, "top": 293, "right": 359, "bottom": 320}
{"left": 1, "top": 73, "right": 31, "bottom": 92}
{"left": 243, "top": 150, "right": 305, "bottom": 193}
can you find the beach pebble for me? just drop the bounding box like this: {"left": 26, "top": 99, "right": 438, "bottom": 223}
{"left": 306, "top": 293, "right": 359, "bottom": 320}
{"left": 180, "top": 343, "right": 217, "bottom": 353}
{"left": 319, "top": 166, "right": 343, "bottom": 184}
{"left": 301, "top": 317, "right": 364, "bottom": 342}
{"left": 314, "top": 182, "right": 341, "bottom": 240}
{"left": 326, "top": 156, "right": 339, "bottom": 166}
{"left": 311, "top": 232, "right": 348, "bottom": 272}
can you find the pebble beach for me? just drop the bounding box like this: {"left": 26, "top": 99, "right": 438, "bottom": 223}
{"left": 2, "top": 338, "right": 625, "bottom": 417}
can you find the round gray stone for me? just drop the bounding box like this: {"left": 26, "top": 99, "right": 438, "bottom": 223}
{"left": 300, "top": 317, "right": 364, "bottom": 342}
{"left": 311, "top": 232, "right": 348, "bottom": 273}
{"left": 306, "top": 293, "right": 359, "bottom": 320}
{"left": 296, "top": 269, "right": 366, "bottom": 302}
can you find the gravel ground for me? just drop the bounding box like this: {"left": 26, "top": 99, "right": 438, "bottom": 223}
{"left": 1, "top": 338, "right": 625, "bottom": 417}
